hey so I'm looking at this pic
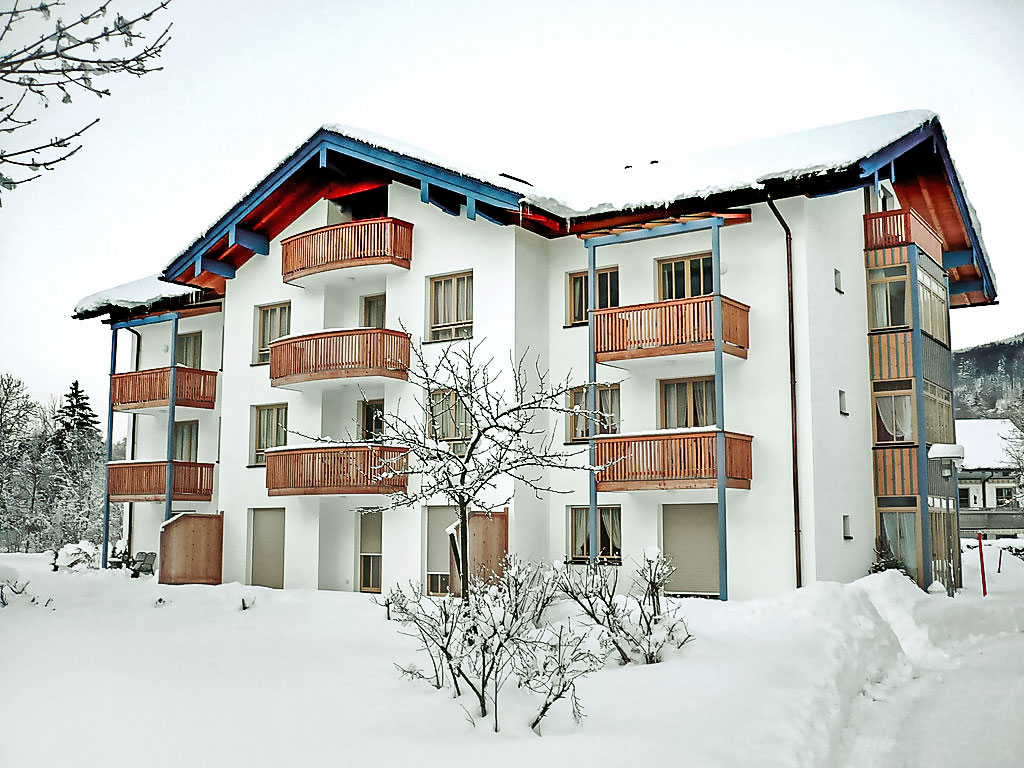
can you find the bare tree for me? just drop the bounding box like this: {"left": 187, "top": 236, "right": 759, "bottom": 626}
{"left": 0, "top": 0, "right": 173, "bottom": 199}
{"left": 367, "top": 339, "right": 601, "bottom": 598}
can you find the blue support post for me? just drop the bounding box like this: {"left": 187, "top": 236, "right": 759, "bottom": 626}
{"left": 101, "top": 327, "right": 118, "bottom": 568}
{"left": 711, "top": 222, "right": 728, "bottom": 601}
{"left": 587, "top": 242, "right": 599, "bottom": 566}
{"left": 908, "top": 245, "right": 932, "bottom": 587}
{"left": 165, "top": 315, "right": 180, "bottom": 522}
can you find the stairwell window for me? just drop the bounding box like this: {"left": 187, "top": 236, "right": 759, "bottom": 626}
{"left": 567, "top": 267, "right": 619, "bottom": 326}
{"left": 658, "top": 253, "right": 713, "bottom": 300}
{"left": 923, "top": 382, "right": 953, "bottom": 445}
{"left": 872, "top": 380, "right": 913, "bottom": 444}
{"left": 867, "top": 266, "right": 909, "bottom": 330}
{"left": 255, "top": 302, "right": 291, "bottom": 364}
{"left": 429, "top": 271, "right": 473, "bottom": 341}
{"left": 252, "top": 404, "right": 287, "bottom": 465}
{"left": 918, "top": 269, "right": 949, "bottom": 345}
{"left": 175, "top": 332, "right": 202, "bottom": 368}
{"left": 428, "top": 388, "right": 471, "bottom": 455}
{"left": 661, "top": 377, "right": 716, "bottom": 429}
{"left": 569, "top": 506, "right": 621, "bottom": 564}
{"left": 567, "top": 384, "right": 620, "bottom": 442}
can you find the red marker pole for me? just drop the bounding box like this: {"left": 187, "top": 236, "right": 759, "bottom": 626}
{"left": 977, "top": 533, "right": 988, "bottom": 597}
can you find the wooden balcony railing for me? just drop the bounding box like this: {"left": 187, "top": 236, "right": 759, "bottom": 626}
{"left": 280, "top": 217, "right": 413, "bottom": 282}
{"left": 269, "top": 329, "right": 410, "bottom": 386}
{"left": 593, "top": 296, "right": 749, "bottom": 362}
{"left": 594, "top": 431, "right": 752, "bottom": 491}
{"left": 107, "top": 461, "right": 215, "bottom": 502}
{"left": 864, "top": 208, "right": 943, "bottom": 262}
{"left": 111, "top": 367, "right": 217, "bottom": 410}
{"left": 265, "top": 445, "right": 409, "bottom": 496}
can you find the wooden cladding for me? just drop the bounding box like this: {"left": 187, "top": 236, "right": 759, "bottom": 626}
{"left": 158, "top": 513, "right": 223, "bottom": 585}
{"left": 869, "top": 331, "right": 914, "bottom": 380}
{"left": 107, "top": 461, "right": 214, "bottom": 502}
{"left": 592, "top": 296, "right": 749, "bottom": 362}
{"left": 111, "top": 367, "right": 217, "bottom": 410}
{"left": 265, "top": 445, "right": 409, "bottom": 496}
{"left": 594, "top": 431, "right": 752, "bottom": 491}
{"left": 865, "top": 245, "right": 910, "bottom": 269}
{"left": 864, "top": 209, "right": 943, "bottom": 262}
{"left": 269, "top": 329, "right": 410, "bottom": 386}
{"left": 280, "top": 217, "right": 413, "bottom": 282}
{"left": 873, "top": 446, "right": 918, "bottom": 496}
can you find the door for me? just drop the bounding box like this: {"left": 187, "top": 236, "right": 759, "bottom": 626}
{"left": 363, "top": 294, "right": 386, "bottom": 329}
{"left": 359, "top": 510, "right": 382, "bottom": 593}
{"left": 662, "top": 504, "right": 719, "bottom": 597}
{"left": 251, "top": 508, "right": 285, "bottom": 589}
{"left": 360, "top": 400, "right": 384, "bottom": 441}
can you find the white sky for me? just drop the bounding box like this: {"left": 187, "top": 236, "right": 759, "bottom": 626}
{"left": 1, "top": 0, "right": 1022, "bottom": 419}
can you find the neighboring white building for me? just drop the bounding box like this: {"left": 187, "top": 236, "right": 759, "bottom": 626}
{"left": 956, "top": 418, "right": 1023, "bottom": 539}
{"left": 75, "top": 110, "right": 998, "bottom": 598}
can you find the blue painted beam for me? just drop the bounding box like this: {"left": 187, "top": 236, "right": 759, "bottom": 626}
{"left": 112, "top": 312, "right": 180, "bottom": 330}
{"left": 200, "top": 256, "right": 236, "bottom": 279}
{"left": 941, "top": 250, "right": 974, "bottom": 270}
{"left": 585, "top": 217, "right": 724, "bottom": 249}
{"left": 858, "top": 122, "right": 936, "bottom": 179}
{"left": 950, "top": 279, "right": 984, "bottom": 295}
{"left": 229, "top": 225, "right": 270, "bottom": 255}
{"left": 587, "top": 241, "right": 598, "bottom": 567}
{"left": 420, "top": 179, "right": 430, "bottom": 204}
{"left": 101, "top": 327, "right": 117, "bottom": 568}
{"left": 466, "top": 197, "right": 476, "bottom": 221}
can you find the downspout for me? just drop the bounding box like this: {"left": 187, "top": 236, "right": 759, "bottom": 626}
{"left": 765, "top": 196, "right": 803, "bottom": 589}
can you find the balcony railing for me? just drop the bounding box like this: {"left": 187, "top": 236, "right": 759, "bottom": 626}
{"left": 592, "top": 296, "right": 749, "bottom": 362}
{"left": 864, "top": 208, "right": 943, "bottom": 262}
{"left": 594, "top": 431, "right": 752, "bottom": 491}
{"left": 269, "top": 329, "right": 410, "bottom": 386}
{"left": 111, "top": 367, "right": 217, "bottom": 410}
{"left": 265, "top": 444, "right": 409, "bottom": 496}
{"left": 107, "top": 461, "right": 215, "bottom": 502}
{"left": 280, "top": 217, "right": 413, "bottom": 282}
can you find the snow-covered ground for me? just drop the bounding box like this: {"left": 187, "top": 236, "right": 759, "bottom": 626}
{"left": 2, "top": 545, "right": 1022, "bottom": 768}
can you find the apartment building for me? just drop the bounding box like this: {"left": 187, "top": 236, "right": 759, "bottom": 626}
{"left": 956, "top": 418, "right": 1023, "bottom": 539}
{"left": 74, "top": 109, "right": 997, "bottom": 599}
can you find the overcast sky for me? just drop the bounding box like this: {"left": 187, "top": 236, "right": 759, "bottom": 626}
{"left": 1, "top": 0, "right": 1022, "bottom": 418}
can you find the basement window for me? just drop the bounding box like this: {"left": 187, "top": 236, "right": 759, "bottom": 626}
{"left": 839, "top": 390, "right": 849, "bottom": 416}
{"left": 834, "top": 268, "right": 843, "bottom": 294}
{"left": 843, "top": 514, "right": 853, "bottom": 540}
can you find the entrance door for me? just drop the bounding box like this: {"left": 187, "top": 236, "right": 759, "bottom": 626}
{"left": 251, "top": 508, "right": 285, "bottom": 589}
{"left": 662, "top": 504, "right": 719, "bottom": 597}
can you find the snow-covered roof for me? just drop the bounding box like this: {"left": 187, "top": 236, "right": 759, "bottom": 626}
{"left": 956, "top": 419, "right": 1021, "bottom": 469}
{"left": 73, "top": 274, "right": 201, "bottom": 320}
{"left": 524, "top": 110, "right": 939, "bottom": 218}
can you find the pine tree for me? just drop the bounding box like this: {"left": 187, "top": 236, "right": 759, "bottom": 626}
{"left": 48, "top": 382, "right": 105, "bottom": 548}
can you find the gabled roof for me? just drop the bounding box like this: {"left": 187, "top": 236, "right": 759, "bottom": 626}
{"left": 956, "top": 419, "right": 1022, "bottom": 469}
{"left": 73, "top": 110, "right": 998, "bottom": 318}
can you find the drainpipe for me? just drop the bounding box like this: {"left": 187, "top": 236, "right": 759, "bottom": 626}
{"left": 101, "top": 327, "right": 118, "bottom": 568}
{"left": 765, "top": 196, "right": 803, "bottom": 589}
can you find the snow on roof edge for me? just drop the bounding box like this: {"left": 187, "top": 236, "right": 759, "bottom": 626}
{"left": 73, "top": 274, "right": 201, "bottom": 320}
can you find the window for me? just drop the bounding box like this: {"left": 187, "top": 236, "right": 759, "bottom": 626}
{"left": 363, "top": 294, "right": 386, "bottom": 329}
{"left": 567, "top": 384, "right": 620, "bottom": 442}
{"left": 359, "top": 510, "right": 382, "bottom": 593}
{"left": 429, "top": 272, "right": 473, "bottom": 341}
{"left": 958, "top": 487, "right": 971, "bottom": 507}
{"left": 567, "top": 267, "right": 619, "bottom": 326}
{"left": 256, "top": 302, "right": 291, "bottom": 364}
{"left": 834, "top": 268, "right": 843, "bottom": 294}
{"left": 253, "top": 404, "right": 287, "bottom": 465}
{"left": 361, "top": 400, "right": 384, "bottom": 441}
{"left": 867, "top": 266, "right": 909, "bottom": 330}
{"left": 659, "top": 253, "right": 713, "bottom": 300}
{"left": 428, "top": 389, "right": 470, "bottom": 454}
{"left": 661, "top": 377, "right": 716, "bottom": 429}
{"left": 923, "top": 382, "right": 953, "bottom": 445}
{"left": 426, "top": 507, "right": 455, "bottom": 595}
{"left": 996, "top": 486, "right": 1015, "bottom": 507}
{"left": 569, "top": 506, "right": 621, "bottom": 563}
{"left": 872, "top": 380, "right": 913, "bottom": 444}
{"left": 172, "top": 421, "right": 198, "bottom": 462}
{"left": 918, "top": 269, "right": 949, "bottom": 345}
{"left": 842, "top": 514, "right": 852, "bottom": 540}
{"left": 175, "top": 332, "right": 202, "bottom": 368}
{"left": 839, "top": 390, "right": 849, "bottom": 416}
{"left": 879, "top": 508, "right": 918, "bottom": 578}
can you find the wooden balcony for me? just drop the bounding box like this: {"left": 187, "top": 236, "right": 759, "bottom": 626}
{"left": 593, "top": 296, "right": 749, "bottom": 362}
{"left": 265, "top": 444, "right": 409, "bottom": 496}
{"left": 269, "top": 329, "right": 410, "bottom": 387}
{"left": 594, "top": 431, "right": 752, "bottom": 491}
{"left": 864, "top": 208, "right": 943, "bottom": 262}
{"left": 107, "top": 461, "right": 215, "bottom": 502}
{"left": 111, "top": 367, "right": 217, "bottom": 411}
{"left": 280, "top": 217, "right": 413, "bottom": 282}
